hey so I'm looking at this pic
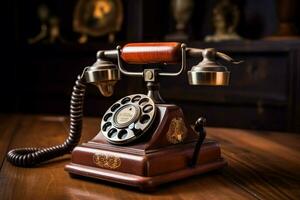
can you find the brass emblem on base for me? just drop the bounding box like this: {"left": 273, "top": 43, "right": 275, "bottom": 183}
{"left": 93, "top": 153, "right": 121, "bottom": 169}
{"left": 167, "top": 117, "right": 187, "bottom": 144}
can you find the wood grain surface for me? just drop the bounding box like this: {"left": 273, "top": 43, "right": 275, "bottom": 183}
{"left": 0, "top": 114, "right": 299, "bottom": 200}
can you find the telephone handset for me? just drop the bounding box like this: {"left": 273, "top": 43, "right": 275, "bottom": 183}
{"left": 7, "top": 42, "right": 240, "bottom": 190}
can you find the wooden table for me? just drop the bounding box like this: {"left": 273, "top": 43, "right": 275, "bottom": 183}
{"left": 0, "top": 114, "right": 299, "bottom": 200}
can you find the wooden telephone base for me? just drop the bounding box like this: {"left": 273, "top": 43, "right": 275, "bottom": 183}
{"left": 65, "top": 104, "right": 227, "bottom": 190}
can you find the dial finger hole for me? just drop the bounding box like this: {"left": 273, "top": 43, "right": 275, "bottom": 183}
{"left": 121, "top": 97, "right": 131, "bottom": 104}
{"left": 111, "top": 103, "right": 121, "bottom": 112}
{"left": 132, "top": 95, "right": 141, "bottom": 103}
{"left": 103, "top": 113, "right": 113, "bottom": 121}
{"left": 107, "top": 128, "right": 118, "bottom": 138}
{"left": 118, "top": 130, "right": 128, "bottom": 140}
{"left": 139, "top": 98, "right": 149, "bottom": 106}
{"left": 102, "top": 122, "right": 112, "bottom": 132}
{"left": 143, "top": 105, "right": 153, "bottom": 113}
{"left": 140, "top": 114, "right": 150, "bottom": 124}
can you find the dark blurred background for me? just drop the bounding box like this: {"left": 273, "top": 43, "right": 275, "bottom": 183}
{"left": 1, "top": 0, "right": 300, "bottom": 132}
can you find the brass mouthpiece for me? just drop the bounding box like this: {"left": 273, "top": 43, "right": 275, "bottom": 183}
{"left": 84, "top": 56, "right": 120, "bottom": 97}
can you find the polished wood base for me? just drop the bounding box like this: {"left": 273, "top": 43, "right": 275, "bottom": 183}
{"left": 65, "top": 140, "right": 226, "bottom": 190}
{"left": 65, "top": 105, "right": 227, "bottom": 190}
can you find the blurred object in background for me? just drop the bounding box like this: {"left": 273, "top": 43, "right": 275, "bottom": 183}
{"left": 266, "top": 0, "right": 299, "bottom": 40}
{"left": 73, "top": 0, "right": 123, "bottom": 44}
{"left": 28, "top": 4, "right": 64, "bottom": 44}
{"left": 165, "top": 0, "right": 194, "bottom": 41}
{"left": 205, "top": 0, "right": 241, "bottom": 42}
{"left": 4, "top": 0, "right": 300, "bottom": 133}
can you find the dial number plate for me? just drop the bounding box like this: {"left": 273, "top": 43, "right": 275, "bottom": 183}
{"left": 115, "top": 105, "right": 139, "bottom": 127}
{"left": 100, "top": 94, "right": 156, "bottom": 144}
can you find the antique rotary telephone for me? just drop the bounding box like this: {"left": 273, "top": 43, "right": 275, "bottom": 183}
{"left": 7, "top": 42, "right": 240, "bottom": 190}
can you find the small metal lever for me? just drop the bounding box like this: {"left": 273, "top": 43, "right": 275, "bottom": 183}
{"left": 216, "top": 51, "right": 243, "bottom": 64}
{"left": 189, "top": 117, "right": 207, "bottom": 167}
{"left": 187, "top": 48, "right": 242, "bottom": 64}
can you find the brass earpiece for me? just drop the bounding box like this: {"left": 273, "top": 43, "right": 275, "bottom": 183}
{"left": 187, "top": 48, "right": 231, "bottom": 86}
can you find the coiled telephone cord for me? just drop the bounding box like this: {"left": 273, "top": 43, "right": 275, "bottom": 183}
{"left": 7, "top": 75, "right": 86, "bottom": 167}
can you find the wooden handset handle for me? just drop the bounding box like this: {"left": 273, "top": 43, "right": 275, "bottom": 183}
{"left": 121, "top": 42, "right": 182, "bottom": 64}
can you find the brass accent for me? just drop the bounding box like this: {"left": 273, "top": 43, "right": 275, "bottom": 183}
{"left": 167, "top": 117, "right": 187, "bottom": 144}
{"left": 113, "top": 104, "right": 140, "bottom": 128}
{"left": 93, "top": 153, "right": 121, "bottom": 169}
{"left": 85, "top": 66, "right": 120, "bottom": 83}
{"left": 188, "top": 70, "right": 230, "bottom": 86}
{"left": 145, "top": 70, "right": 154, "bottom": 81}
{"left": 84, "top": 55, "right": 120, "bottom": 97}
{"left": 187, "top": 48, "right": 230, "bottom": 86}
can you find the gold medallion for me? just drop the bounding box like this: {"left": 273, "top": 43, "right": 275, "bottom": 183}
{"left": 93, "top": 153, "right": 121, "bottom": 169}
{"left": 166, "top": 117, "right": 187, "bottom": 144}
